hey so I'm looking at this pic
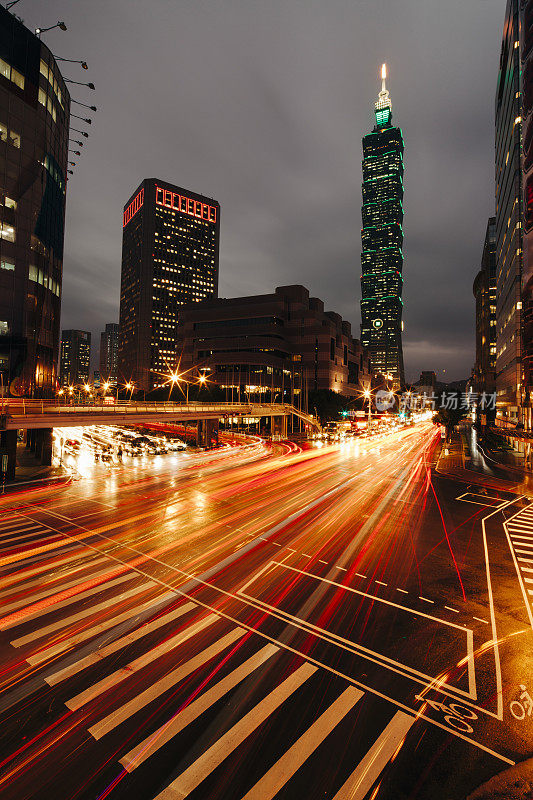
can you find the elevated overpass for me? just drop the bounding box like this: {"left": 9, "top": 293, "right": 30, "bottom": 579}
{"left": 0, "top": 400, "right": 320, "bottom": 479}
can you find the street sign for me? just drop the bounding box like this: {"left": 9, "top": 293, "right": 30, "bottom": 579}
{"left": 1, "top": 454, "right": 7, "bottom": 473}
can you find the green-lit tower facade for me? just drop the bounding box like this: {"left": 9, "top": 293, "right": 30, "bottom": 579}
{"left": 360, "top": 64, "right": 405, "bottom": 389}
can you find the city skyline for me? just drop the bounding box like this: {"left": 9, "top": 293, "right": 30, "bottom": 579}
{"left": 22, "top": 0, "right": 506, "bottom": 382}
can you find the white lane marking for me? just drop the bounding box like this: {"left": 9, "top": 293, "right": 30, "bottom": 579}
{"left": 518, "top": 557, "right": 533, "bottom": 564}
{"left": 66, "top": 613, "right": 219, "bottom": 711}
{"left": 151, "top": 662, "right": 317, "bottom": 799}
{"left": 1, "top": 566, "right": 127, "bottom": 617}
{"left": 302, "top": 554, "right": 311, "bottom": 558}
{"left": 509, "top": 534, "right": 533, "bottom": 541}
{"left": 515, "top": 547, "right": 533, "bottom": 555}
{"left": 2, "top": 573, "right": 135, "bottom": 632}
{"left": 336, "top": 566, "right": 347, "bottom": 572}
{"left": 419, "top": 597, "right": 434, "bottom": 604}
{"left": 472, "top": 617, "right": 489, "bottom": 625}
{"left": 445, "top": 606, "right": 459, "bottom": 614}
{"left": 375, "top": 581, "right": 387, "bottom": 587}
{"left": 331, "top": 711, "right": 415, "bottom": 800}
{"left": 90, "top": 627, "right": 246, "bottom": 740}
{"left": 521, "top": 567, "right": 533, "bottom": 573}
{"left": 0, "top": 554, "right": 109, "bottom": 595}
{"left": 355, "top": 573, "right": 367, "bottom": 579}
{"left": 318, "top": 560, "right": 328, "bottom": 565}
{"left": 11, "top": 581, "right": 156, "bottom": 648}
{"left": 0, "top": 527, "right": 46, "bottom": 541}
{"left": 396, "top": 588, "right": 408, "bottom": 594}
{"left": 45, "top": 601, "right": 196, "bottom": 686}
{"left": 120, "top": 643, "right": 280, "bottom": 772}
{"left": 240, "top": 686, "right": 365, "bottom": 800}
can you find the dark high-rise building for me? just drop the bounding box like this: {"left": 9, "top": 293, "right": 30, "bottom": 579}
{"left": 360, "top": 64, "right": 405, "bottom": 390}
{"left": 99, "top": 322, "right": 119, "bottom": 385}
{"left": 118, "top": 178, "right": 220, "bottom": 392}
{"left": 521, "top": 0, "right": 533, "bottom": 429}
{"left": 0, "top": 6, "right": 69, "bottom": 397}
{"left": 60, "top": 329, "right": 91, "bottom": 387}
{"left": 495, "top": 0, "right": 522, "bottom": 427}
{"left": 473, "top": 218, "right": 497, "bottom": 393}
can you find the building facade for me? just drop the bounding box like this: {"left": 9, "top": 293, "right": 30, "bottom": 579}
{"left": 118, "top": 178, "right": 220, "bottom": 392}
{"left": 99, "top": 322, "right": 119, "bottom": 385}
{"left": 473, "top": 218, "right": 497, "bottom": 393}
{"left": 521, "top": 0, "right": 533, "bottom": 429}
{"left": 360, "top": 64, "right": 405, "bottom": 390}
{"left": 59, "top": 329, "right": 90, "bottom": 387}
{"left": 177, "top": 285, "right": 371, "bottom": 404}
{"left": 0, "top": 6, "right": 69, "bottom": 396}
{"left": 495, "top": 0, "right": 523, "bottom": 427}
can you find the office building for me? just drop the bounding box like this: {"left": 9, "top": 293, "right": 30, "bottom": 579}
{"left": 118, "top": 178, "right": 220, "bottom": 392}
{"left": 177, "top": 285, "right": 371, "bottom": 402}
{"left": 521, "top": 0, "right": 533, "bottom": 428}
{"left": 360, "top": 64, "right": 405, "bottom": 389}
{"left": 99, "top": 322, "right": 119, "bottom": 385}
{"left": 473, "top": 218, "right": 497, "bottom": 393}
{"left": 59, "top": 329, "right": 91, "bottom": 387}
{"left": 0, "top": 6, "right": 69, "bottom": 397}
{"left": 494, "top": 0, "right": 522, "bottom": 427}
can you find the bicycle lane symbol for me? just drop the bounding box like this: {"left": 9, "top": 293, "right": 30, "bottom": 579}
{"left": 509, "top": 685, "right": 533, "bottom": 721}
{"left": 415, "top": 695, "right": 478, "bottom": 734}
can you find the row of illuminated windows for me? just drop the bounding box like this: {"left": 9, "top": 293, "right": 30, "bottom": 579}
{"left": 29, "top": 265, "right": 60, "bottom": 296}
{"left": 0, "top": 57, "right": 24, "bottom": 90}
{"left": 39, "top": 59, "right": 64, "bottom": 109}
{"left": 155, "top": 186, "right": 217, "bottom": 223}
{"left": 0, "top": 122, "right": 20, "bottom": 148}
{"left": 38, "top": 87, "right": 58, "bottom": 123}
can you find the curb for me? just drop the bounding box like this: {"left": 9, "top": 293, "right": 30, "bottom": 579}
{"left": 467, "top": 757, "right": 533, "bottom": 800}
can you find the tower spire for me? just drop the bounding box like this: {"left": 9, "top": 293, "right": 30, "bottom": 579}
{"left": 374, "top": 62, "right": 392, "bottom": 127}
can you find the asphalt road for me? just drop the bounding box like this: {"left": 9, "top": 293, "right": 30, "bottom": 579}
{"left": 0, "top": 423, "right": 532, "bottom": 800}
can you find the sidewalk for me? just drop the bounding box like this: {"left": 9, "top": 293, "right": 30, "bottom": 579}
{"left": 435, "top": 431, "right": 524, "bottom": 492}
{"left": 1, "top": 442, "right": 71, "bottom": 494}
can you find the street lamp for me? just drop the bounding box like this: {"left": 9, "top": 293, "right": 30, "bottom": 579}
{"left": 70, "top": 128, "right": 89, "bottom": 137}
{"left": 364, "top": 389, "right": 372, "bottom": 430}
{"left": 54, "top": 57, "right": 88, "bottom": 70}
{"left": 35, "top": 21, "right": 67, "bottom": 37}
{"left": 65, "top": 79, "right": 95, "bottom": 90}
{"left": 71, "top": 99, "right": 97, "bottom": 111}
{"left": 71, "top": 113, "right": 92, "bottom": 124}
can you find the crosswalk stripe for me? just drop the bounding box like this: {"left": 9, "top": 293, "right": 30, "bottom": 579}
{"left": 66, "top": 613, "right": 219, "bottom": 712}
{"left": 46, "top": 601, "right": 197, "bottom": 686}
{"left": 151, "top": 662, "right": 317, "bottom": 799}
{"left": 1, "top": 566, "right": 129, "bottom": 617}
{"left": 515, "top": 547, "right": 533, "bottom": 555}
{"left": 0, "top": 520, "right": 37, "bottom": 531}
{"left": 0, "top": 525, "right": 42, "bottom": 537}
{"left": 120, "top": 643, "right": 279, "bottom": 772}
{"left": 240, "top": 685, "right": 364, "bottom": 800}
{"left": 518, "top": 557, "right": 533, "bottom": 564}
{"left": 91, "top": 627, "right": 247, "bottom": 740}
{"left": 510, "top": 534, "right": 533, "bottom": 541}
{"left": 2, "top": 573, "right": 135, "bottom": 631}
{"left": 0, "top": 554, "right": 109, "bottom": 594}
{"left": 11, "top": 581, "right": 155, "bottom": 648}
{"left": 0, "top": 531, "right": 58, "bottom": 546}
{"left": 331, "top": 711, "right": 415, "bottom": 799}
{"left": 0, "top": 536, "right": 78, "bottom": 568}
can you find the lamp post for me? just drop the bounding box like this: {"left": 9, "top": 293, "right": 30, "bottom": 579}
{"left": 364, "top": 389, "right": 372, "bottom": 431}
{"left": 35, "top": 21, "right": 67, "bottom": 37}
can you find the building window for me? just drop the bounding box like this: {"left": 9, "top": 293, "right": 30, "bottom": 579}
{"left": 0, "top": 259, "right": 14, "bottom": 271}
{"left": 0, "top": 321, "right": 10, "bottom": 335}
{"left": 0, "top": 57, "right": 24, "bottom": 90}
{"left": 0, "top": 223, "right": 15, "bottom": 242}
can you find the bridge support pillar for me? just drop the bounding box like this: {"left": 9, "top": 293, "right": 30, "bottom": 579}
{"left": 40, "top": 428, "right": 53, "bottom": 466}
{"left": 27, "top": 428, "right": 36, "bottom": 452}
{"left": 272, "top": 415, "right": 287, "bottom": 439}
{"left": 198, "top": 419, "right": 219, "bottom": 448}
{"left": 34, "top": 429, "right": 43, "bottom": 459}
{"left": 0, "top": 429, "right": 17, "bottom": 481}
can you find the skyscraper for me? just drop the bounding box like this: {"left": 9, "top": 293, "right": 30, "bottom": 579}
{"left": 0, "top": 6, "right": 69, "bottom": 397}
{"left": 360, "top": 64, "right": 405, "bottom": 389}
{"left": 473, "top": 218, "right": 497, "bottom": 393}
{"left": 59, "top": 330, "right": 91, "bottom": 387}
{"left": 520, "top": 0, "right": 533, "bottom": 429}
{"left": 494, "top": 0, "right": 522, "bottom": 427}
{"left": 118, "top": 178, "right": 220, "bottom": 392}
{"left": 99, "top": 323, "right": 119, "bottom": 385}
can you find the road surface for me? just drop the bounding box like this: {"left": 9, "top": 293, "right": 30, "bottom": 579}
{"left": 0, "top": 423, "right": 531, "bottom": 799}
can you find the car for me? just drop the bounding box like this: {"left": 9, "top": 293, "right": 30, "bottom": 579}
{"left": 168, "top": 439, "right": 187, "bottom": 451}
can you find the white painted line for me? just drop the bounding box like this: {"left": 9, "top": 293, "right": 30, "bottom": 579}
{"left": 396, "top": 588, "right": 408, "bottom": 594}
{"left": 0, "top": 565, "right": 128, "bottom": 617}
{"left": 150, "top": 662, "right": 317, "bottom": 798}
{"left": 318, "top": 560, "right": 328, "bottom": 565}
{"left": 120, "top": 643, "right": 279, "bottom": 772}
{"left": 287, "top": 548, "right": 296, "bottom": 553}
{"left": 271, "top": 542, "right": 281, "bottom": 547}
{"left": 2, "top": 573, "right": 135, "bottom": 632}
{"left": 66, "top": 613, "right": 219, "bottom": 711}
{"left": 355, "top": 573, "right": 367, "bottom": 579}
{"left": 45, "top": 601, "right": 196, "bottom": 686}
{"left": 419, "top": 597, "right": 434, "bottom": 604}
{"left": 445, "top": 606, "right": 459, "bottom": 614}
{"left": 90, "top": 627, "right": 246, "bottom": 740}
{"left": 302, "top": 554, "right": 311, "bottom": 558}
{"left": 240, "top": 686, "right": 364, "bottom": 800}
{"left": 518, "top": 557, "right": 533, "bottom": 564}
{"left": 11, "top": 581, "right": 156, "bottom": 648}
{"left": 375, "top": 581, "right": 388, "bottom": 586}
{"left": 0, "top": 532, "right": 59, "bottom": 547}
{"left": 521, "top": 567, "right": 533, "bottom": 573}
{"left": 472, "top": 617, "right": 489, "bottom": 625}
{"left": 515, "top": 547, "right": 533, "bottom": 555}
{"left": 0, "top": 554, "right": 108, "bottom": 595}
{"left": 336, "top": 566, "right": 347, "bottom": 572}
{"left": 331, "top": 711, "right": 415, "bottom": 799}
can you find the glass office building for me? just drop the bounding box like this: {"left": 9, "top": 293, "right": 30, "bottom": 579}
{"left": 360, "top": 65, "right": 405, "bottom": 389}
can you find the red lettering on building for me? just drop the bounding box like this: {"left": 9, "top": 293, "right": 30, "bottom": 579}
{"left": 123, "top": 188, "right": 144, "bottom": 227}
{"left": 155, "top": 185, "right": 217, "bottom": 224}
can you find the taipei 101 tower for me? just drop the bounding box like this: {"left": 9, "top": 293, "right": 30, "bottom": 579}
{"left": 360, "top": 64, "right": 405, "bottom": 389}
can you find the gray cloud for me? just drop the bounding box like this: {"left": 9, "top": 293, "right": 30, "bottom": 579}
{"left": 25, "top": 0, "right": 505, "bottom": 381}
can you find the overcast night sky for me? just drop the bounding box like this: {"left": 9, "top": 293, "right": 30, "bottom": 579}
{"left": 23, "top": 0, "right": 506, "bottom": 381}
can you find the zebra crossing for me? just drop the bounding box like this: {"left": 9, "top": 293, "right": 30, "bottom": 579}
{"left": 0, "top": 538, "right": 418, "bottom": 800}
{"left": 505, "top": 504, "right": 533, "bottom": 628}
